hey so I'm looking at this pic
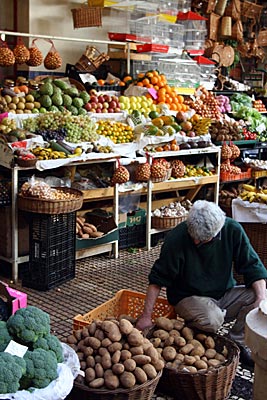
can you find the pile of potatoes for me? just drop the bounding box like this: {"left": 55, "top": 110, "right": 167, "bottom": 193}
{"left": 149, "top": 317, "right": 228, "bottom": 373}
{"left": 66, "top": 317, "right": 164, "bottom": 390}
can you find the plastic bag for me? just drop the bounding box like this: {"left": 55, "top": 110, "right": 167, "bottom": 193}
{"left": 0, "top": 343, "right": 80, "bottom": 400}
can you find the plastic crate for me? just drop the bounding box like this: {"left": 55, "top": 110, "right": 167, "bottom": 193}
{"left": 22, "top": 212, "right": 76, "bottom": 291}
{"left": 220, "top": 168, "right": 252, "bottom": 182}
{"left": 73, "top": 289, "right": 175, "bottom": 330}
{"left": 119, "top": 224, "right": 146, "bottom": 249}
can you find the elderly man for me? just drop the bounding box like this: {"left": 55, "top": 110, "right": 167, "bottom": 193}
{"left": 136, "top": 200, "right": 267, "bottom": 368}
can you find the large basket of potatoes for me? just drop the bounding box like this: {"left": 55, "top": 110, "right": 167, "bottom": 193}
{"left": 145, "top": 317, "right": 240, "bottom": 400}
{"left": 66, "top": 317, "right": 163, "bottom": 400}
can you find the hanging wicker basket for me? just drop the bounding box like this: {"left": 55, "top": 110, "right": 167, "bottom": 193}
{"left": 258, "top": 29, "right": 267, "bottom": 47}
{"left": 71, "top": 6, "right": 102, "bottom": 29}
{"left": 75, "top": 45, "right": 109, "bottom": 72}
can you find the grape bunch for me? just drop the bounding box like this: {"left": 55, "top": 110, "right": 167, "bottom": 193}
{"left": 22, "top": 112, "right": 99, "bottom": 143}
{"left": 35, "top": 128, "right": 67, "bottom": 141}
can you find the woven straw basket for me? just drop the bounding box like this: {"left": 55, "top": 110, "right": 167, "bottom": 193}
{"left": 75, "top": 45, "right": 109, "bottom": 72}
{"left": 71, "top": 6, "right": 102, "bottom": 29}
{"left": 18, "top": 187, "right": 83, "bottom": 214}
{"left": 155, "top": 334, "right": 240, "bottom": 400}
{"left": 72, "top": 371, "right": 162, "bottom": 400}
{"left": 151, "top": 215, "right": 187, "bottom": 229}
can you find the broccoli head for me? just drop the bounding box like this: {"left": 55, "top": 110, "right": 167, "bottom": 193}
{"left": 20, "top": 348, "right": 58, "bottom": 390}
{"left": 33, "top": 334, "right": 64, "bottom": 363}
{"left": 0, "top": 321, "right": 12, "bottom": 351}
{"left": 0, "top": 352, "right": 26, "bottom": 394}
{"left": 6, "top": 306, "right": 50, "bottom": 344}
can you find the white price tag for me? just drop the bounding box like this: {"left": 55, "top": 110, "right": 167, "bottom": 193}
{"left": 4, "top": 339, "right": 28, "bottom": 358}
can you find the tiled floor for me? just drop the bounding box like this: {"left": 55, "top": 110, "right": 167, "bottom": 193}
{"left": 2, "top": 243, "right": 253, "bottom": 399}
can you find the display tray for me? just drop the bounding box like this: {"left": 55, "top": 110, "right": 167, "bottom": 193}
{"left": 76, "top": 229, "right": 118, "bottom": 250}
{"left": 214, "top": 140, "right": 259, "bottom": 146}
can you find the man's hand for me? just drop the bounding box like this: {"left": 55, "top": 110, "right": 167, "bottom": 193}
{"left": 252, "top": 279, "right": 266, "bottom": 309}
{"left": 135, "top": 315, "right": 153, "bottom": 331}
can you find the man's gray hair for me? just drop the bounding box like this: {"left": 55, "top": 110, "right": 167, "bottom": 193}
{"left": 187, "top": 200, "right": 226, "bottom": 242}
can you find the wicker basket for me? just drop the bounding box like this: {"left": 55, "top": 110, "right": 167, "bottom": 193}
{"left": 71, "top": 6, "right": 102, "bottom": 29}
{"left": 155, "top": 334, "right": 240, "bottom": 400}
{"left": 16, "top": 158, "right": 37, "bottom": 168}
{"left": 72, "top": 371, "right": 162, "bottom": 400}
{"left": 151, "top": 215, "right": 187, "bottom": 229}
{"left": 73, "top": 289, "right": 175, "bottom": 330}
{"left": 18, "top": 187, "right": 83, "bottom": 214}
{"left": 75, "top": 45, "right": 109, "bottom": 72}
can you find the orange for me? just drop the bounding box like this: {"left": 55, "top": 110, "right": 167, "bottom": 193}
{"left": 137, "top": 72, "right": 145, "bottom": 79}
{"left": 142, "top": 78, "right": 150, "bottom": 86}
{"left": 123, "top": 75, "right": 133, "bottom": 83}
{"left": 178, "top": 95, "right": 184, "bottom": 103}
{"left": 151, "top": 76, "right": 158, "bottom": 85}
{"left": 145, "top": 71, "right": 153, "bottom": 79}
{"left": 137, "top": 82, "right": 144, "bottom": 87}
{"left": 97, "top": 79, "right": 105, "bottom": 86}
{"left": 119, "top": 81, "right": 125, "bottom": 87}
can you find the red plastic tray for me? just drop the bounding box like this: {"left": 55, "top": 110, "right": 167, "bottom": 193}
{"left": 108, "top": 32, "right": 137, "bottom": 41}
{"left": 136, "top": 43, "right": 169, "bottom": 53}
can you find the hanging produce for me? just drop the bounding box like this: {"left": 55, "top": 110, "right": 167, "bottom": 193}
{"left": 44, "top": 39, "right": 62, "bottom": 70}
{"left": 26, "top": 38, "right": 43, "bottom": 66}
{"left": 13, "top": 37, "right": 30, "bottom": 64}
{"left": 0, "top": 39, "right": 15, "bottom": 67}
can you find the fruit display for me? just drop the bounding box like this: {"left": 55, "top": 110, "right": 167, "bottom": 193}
{"left": 239, "top": 184, "right": 267, "bottom": 204}
{"left": 22, "top": 112, "right": 98, "bottom": 143}
{"left": 184, "top": 165, "right": 214, "bottom": 178}
{"left": 253, "top": 99, "right": 267, "bottom": 112}
{"left": 84, "top": 90, "right": 121, "bottom": 113}
{"left": 118, "top": 95, "right": 158, "bottom": 116}
{"left": 215, "top": 95, "right": 232, "bottom": 113}
{"left": 0, "top": 117, "right": 17, "bottom": 134}
{"left": 95, "top": 120, "right": 134, "bottom": 144}
{"left": 209, "top": 120, "right": 243, "bottom": 142}
{"left": 184, "top": 86, "right": 222, "bottom": 119}
{"left": 67, "top": 317, "right": 164, "bottom": 390}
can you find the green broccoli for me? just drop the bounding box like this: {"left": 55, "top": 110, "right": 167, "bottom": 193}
{"left": 0, "top": 352, "right": 26, "bottom": 394}
{"left": 0, "top": 321, "right": 12, "bottom": 351}
{"left": 6, "top": 306, "right": 50, "bottom": 344}
{"left": 20, "top": 348, "right": 58, "bottom": 390}
{"left": 33, "top": 334, "right": 64, "bottom": 363}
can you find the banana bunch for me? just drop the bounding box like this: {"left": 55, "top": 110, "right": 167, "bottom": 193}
{"left": 191, "top": 118, "right": 212, "bottom": 136}
{"left": 32, "top": 146, "right": 67, "bottom": 160}
{"left": 240, "top": 184, "right": 267, "bottom": 204}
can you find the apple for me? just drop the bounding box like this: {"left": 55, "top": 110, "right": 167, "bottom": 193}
{"left": 179, "top": 131, "right": 186, "bottom": 136}
{"left": 90, "top": 95, "right": 98, "bottom": 104}
{"left": 109, "top": 100, "right": 117, "bottom": 109}
{"left": 90, "top": 108, "right": 96, "bottom": 113}
{"left": 96, "top": 103, "right": 103, "bottom": 110}
{"left": 187, "top": 131, "right": 196, "bottom": 137}
{"left": 96, "top": 108, "right": 102, "bottom": 113}
{"left": 98, "top": 95, "right": 105, "bottom": 103}
{"left": 90, "top": 102, "right": 98, "bottom": 109}
{"left": 114, "top": 107, "right": 121, "bottom": 113}
{"left": 89, "top": 89, "right": 98, "bottom": 96}
{"left": 102, "top": 102, "right": 109, "bottom": 109}
{"left": 103, "top": 94, "right": 112, "bottom": 103}
{"left": 84, "top": 102, "right": 92, "bottom": 111}
{"left": 108, "top": 108, "right": 114, "bottom": 113}
{"left": 102, "top": 108, "right": 108, "bottom": 113}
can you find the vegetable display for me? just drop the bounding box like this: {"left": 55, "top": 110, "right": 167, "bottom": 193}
{"left": 0, "top": 305, "right": 64, "bottom": 394}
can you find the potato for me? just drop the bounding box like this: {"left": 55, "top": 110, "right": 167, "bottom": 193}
{"left": 74, "top": 330, "right": 82, "bottom": 341}
{"left": 222, "top": 346, "right": 228, "bottom": 357}
{"left": 179, "top": 365, "right": 198, "bottom": 373}
{"left": 132, "top": 355, "right": 151, "bottom": 365}
{"left": 208, "top": 359, "right": 222, "bottom": 367}
{"left": 112, "top": 363, "right": 125, "bottom": 375}
{"left": 77, "top": 340, "right": 87, "bottom": 353}
{"left": 88, "top": 322, "right": 97, "bottom": 336}
{"left": 81, "top": 327, "right": 90, "bottom": 338}
{"left": 134, "top": 367, "right": 148, "bottom": 384}
{"left": 124, "top": 358, "right": 136, "bottom": 372}
{"left": 215, "top": 353, "right": 226, "bottom": 362}
{"left": 86, "top": 355, "right": 95, "bottom": 368}
{"left": 184, "top": 355, "right": 196, "bottom": 366}
{"left": 195, "top": 333, "right": 207, "bottom": 342}
{"left": 89, "top": 378, "right": 105, "bottom": 388}
{"left": 119, "top": 319, "right": 134, "bottom": 335}
{"left": 152, "top": 358, "right": 165, "bottom": 371}
{"left": 162, "top": 346, "right": 176, "bottom": 362}
{"left": 120, "top": 349, "right": 132, "bottom": 361}
{"left": 155, "top": 317, "right": 174, "bottom": 331}
{"left": 102, "top": 353, "right": 112, "bottom": 370}
{"left": 95, "top": 362, "right": 104, "bottom": 378}
{"left": 85, "top": 367, "right": 96, "bottom": 383}
{"left": 98, "top": 347, "right": 109, "bottom": 356}
{"left": 149, "top": 338, "right": 161, "bottom": 348}
{"left": 102, "top": 338, "right": 112, "bottom": 348}
{"left": 194, "top": 360, "right": 208, "bottom": 370}
{"left": 145, "top": 346, "right": 159, "bottom": 364}
{"left": 102, "top": 321, "right": 122, "bottom": 342}
{"left": 105, "top": 374, "right": 120, "bottom": 389}
{"left": 205, "top": 336, "right": 215, "bottom": 349}
{"left": 189, "top": 340, "right": 205, "bottom": 357}
{"left": 127, "top": 328, "right": 144, "bottom": 347}
{"left": 180, "top": 343, "right": 194, "bottom": 355}
{"left": 130, "top": 346, "right": 144, "bottom": 356}
{"left": 173, "top": 318, "right": 185, "bottom": 331}
{"left": 108, "top": 342, "right": 122, "bottom": 353}
{"left": 77, "top": 351, "right": 84, "bottom": 361}
{"left": 142, "top": 363, "right": 157, "bottom": 379}
{"left": 112, "top": 350, "right": 121, "bottom": 364}
{"left": 120, "top": 371, "right": 136, "bottom": 388}
{"left": 83, "top": 347, "right": 94, "bottom": 357}
{"left": 153, "top": 329, "right": 169, "bottom": 341}
{"left": 94, "top": 328, "right": 105, "bottom": 341}
{"left": 175, "top": 353, "right": 185, "bottom": 362}
{"left": 80, "top": 361, "right": 87, "bottom": 370}
{"left": 169, "top": 329, "right": 181, "bottom": 338}
{"left": 205, "top": 349, "right": 217, "bottom": 359}
{"left": 181, "top": 327, "right": 194, "bottom": 341}
{"left": 104, "top": 369, "right": 113, "bottom": 378}
{"left": 174, "top": 336, "right": 186, "bottom": 347}
{"left": 95, "top": 355, "right": 102, "bottom": 364}
{"left": 164, "top": 336, "right": 175, "bottom": 347}
{"left": 85, "top": 337, "right": 101, "bottom": 350}
{"left": 123, "top": 343, "right": 130, "bottom": 350}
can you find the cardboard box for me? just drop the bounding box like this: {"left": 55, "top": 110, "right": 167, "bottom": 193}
{"left": 0, "top": 281, "right": 27, "bottom": 317}
{"left": 119, "top": 208, "right": 146, "bottom": 228}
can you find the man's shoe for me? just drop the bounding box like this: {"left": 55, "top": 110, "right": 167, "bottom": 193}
{"left": 238, "top": 345, "right": 254, "bottom": 369}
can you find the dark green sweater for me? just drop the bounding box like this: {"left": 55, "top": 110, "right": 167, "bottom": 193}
{"left": 149, "top": 218, "right": 267, "bottom": 305}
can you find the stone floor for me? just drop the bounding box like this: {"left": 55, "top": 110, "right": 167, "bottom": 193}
{"left": 1, "top": 243, "right": 254, "bottom": 399}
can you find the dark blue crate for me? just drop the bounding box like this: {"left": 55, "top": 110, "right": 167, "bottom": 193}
{"left": 119, "top": 224, "right": 146, "bottom": 250}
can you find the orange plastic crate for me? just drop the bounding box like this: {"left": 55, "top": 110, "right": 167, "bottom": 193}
{"left": 73, "top": 289, "right": 175, "bottom": 331}
{"left": 220, "top": 168, "right": 251, "bottom": 182}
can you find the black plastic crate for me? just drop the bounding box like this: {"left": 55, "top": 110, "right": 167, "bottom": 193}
{"left": 151, "top": 231, "right": 168, "bottom": 247}
{"left": 119, "top": 224, "right": 146, "bottom": 250}
{"left": 22, "top": 212, "right": 76, "bottom": 291}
